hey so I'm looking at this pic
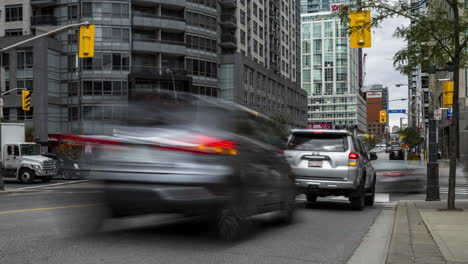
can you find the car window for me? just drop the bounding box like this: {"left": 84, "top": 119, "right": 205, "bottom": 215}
{"left": 287, "top": 133, "right": 348, "bottom": 152}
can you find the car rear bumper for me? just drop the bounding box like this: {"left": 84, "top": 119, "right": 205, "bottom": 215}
{"left": 104, "top": 182, "right": 231, "bottom": 217}
{"left": 295, "top": 179, "right": 357, "bottom": 190}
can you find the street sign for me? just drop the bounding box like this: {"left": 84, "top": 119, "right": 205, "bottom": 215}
{"left": 388, "top": 109, "right": 406, "bottom": 114}
{"left": 434, "top": 109, "right": 442, "bottom": 120}
{"left": 447, "top": 108, "right": 452, "bottom": 120}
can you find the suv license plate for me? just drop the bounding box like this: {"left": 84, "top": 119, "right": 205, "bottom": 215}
{"left": 308, "top": 161, "right": 322, "bottom": 167}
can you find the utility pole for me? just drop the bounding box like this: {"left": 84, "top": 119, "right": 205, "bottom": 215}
{"left": 427, "top": 117, "right": 440, "bottom": 201}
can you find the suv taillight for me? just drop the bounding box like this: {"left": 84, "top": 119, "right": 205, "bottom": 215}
{"left": 348, "top": 152, "right": 359, "bottom": 166}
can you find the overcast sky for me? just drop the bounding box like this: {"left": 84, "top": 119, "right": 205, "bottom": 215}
{"left": 364, "top": 16, "right": 410, "bottom": 128}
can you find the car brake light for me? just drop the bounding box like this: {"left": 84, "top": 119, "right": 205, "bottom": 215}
{"left": 348, "top": 152, "right": 359, "bottom": 166}
{"left": 279, "top": 150, "right": 285, "bottom": 154}
{"left": 155, "top": 134, "right": 238, "bottom": 156}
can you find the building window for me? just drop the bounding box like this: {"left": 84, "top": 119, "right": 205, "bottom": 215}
{"left": 259, "top": 9, "right": 263, "bottom": 22}
{"left": 240, "top": 10, "right": 246, "bottom": 25}
{"left": 186, "top": 11, "right": 217, "bottom": 31}
{"left": 253, "top": 40, "right": 258, "bottom": 53}
{"left": 68, "top": 5, "right": 79, "bottom": 20}
{"left": 240, "top": 30, "right": 246, "bottom": 44}
{"left": 82, "top": 80, "right": 128, "bottom": 96}
{"left": 102, "top": 27, "right": 130, "bottom": 43}
{"left": 0, "top": 54, "right": 9, "bottom": 70}
{"left": 82, "top": 2, "right": 129, "bottom": 18}
{"left": 16, "top": 79, "right": 33, "bottom": 95}
{"left": 68, "top": 54, "right": 77, "bottom": 72}
{"left": 324, "top": 68, "right": 333, "bottom": 82}
{"left": 5, "top": 5, "right": 23, "bottom": 22}
{"left": 253, "top": 3, "right": 258, "bottom": 16}
{"left": 17, "top": 108, "right": 33, "bottom": 120}
{"left": 259, "top": 26, "right": 263, "bottom": 39}
{"left": 5, "top": 29, "right": 23, "bottom": 36}
{"left": 68, "top": 82, "right": 79, "bottom": 96}
{"left": 68, "top": 107, "right": 78, "bottom": 121}
{"left": 253, "top": 21, "right": 258, "bottom": 35}
{"left": 186, "top": 58, "right": 217, "bottom": 78}
{"left": 259, "top": 44, "right": 263, "bottom": 57}
{"left": 16, "top": 50, "right": 33, "bottom": 70}
{"left": 186, "top": 35, "right": 217, "bottom": 53}
{"left": 82, "top": 52, "right": 130, "bottom": 71}
{"left": 67, "top": 30, "right": 78, "bottom": 44}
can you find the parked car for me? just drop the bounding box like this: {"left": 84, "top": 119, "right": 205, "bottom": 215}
{"left": 389, "top": 147, "right": 405, "bottom": 160}
{"left": 285, "top": 129, "right": 376, "bottom": 210}
{"left": 43, "top": 153, "right": 82, "bottom": 180}
{"left": 68, "top": 91, "right": 296, "bottom": 240}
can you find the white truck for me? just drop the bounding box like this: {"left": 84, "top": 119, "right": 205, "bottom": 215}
{"left": 0, "top": 123, "right": 57, "bottom": 183}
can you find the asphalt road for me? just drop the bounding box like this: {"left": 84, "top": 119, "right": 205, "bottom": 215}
{"left": 0, "top": 184, "right": 384, "bottom": 264}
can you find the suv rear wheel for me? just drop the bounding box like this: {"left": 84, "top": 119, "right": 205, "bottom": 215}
{"left": 349, "top": 177, "right": 365, "bottom": 211}
{"left": 216, "top": 207, "right": 249, "bottom": 241}
{"left": 365, "top": 176, "right": 376, "bottom": 206}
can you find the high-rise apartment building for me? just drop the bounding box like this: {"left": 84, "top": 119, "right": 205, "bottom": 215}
{"left": 0, "top": 0, "right": 307, "bottom": 146}
{"left": 301, "top": 11, "right": 366, "bottom": 132}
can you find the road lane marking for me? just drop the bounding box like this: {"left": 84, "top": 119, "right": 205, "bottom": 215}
{"left": 17, "top": 180, "right": 91, "bottom": 190}
{"left": 0, "top": 203, "right": 99, "bottom": 214}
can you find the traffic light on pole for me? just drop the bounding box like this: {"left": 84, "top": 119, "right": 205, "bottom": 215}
{"left": 442, "top": 81, "right": 454, "bottom": 108}
{"left": 22, "top": 90, "right": 31, "bottom": 111}
{"left": 379, "top": 110, "right": 387, "bottom": 123}
{"left": 79, "top": 25, "right": 95, "bottom": 58}
{"left": 349, "top": 10, "right": 372, "bottom": 48}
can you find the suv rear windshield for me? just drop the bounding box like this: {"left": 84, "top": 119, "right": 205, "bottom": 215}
{"left": 287, "top": 133, "right": 348, "bottom": 152}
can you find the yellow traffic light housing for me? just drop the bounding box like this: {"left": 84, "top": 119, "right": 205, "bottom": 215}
{"left": 22, "top": 90, "right": 31, "bottom": 111}
{"left": 442, "top": 81, "right": 454, "bottom": 108}
{"left": 379, "top": 110, "right": 387, "bottom": 123}
{"left": 349, "top": 10, "right": 372, "bottom": 48}
{"left": 79, "top": 25, "right": 95, "bottom": 58}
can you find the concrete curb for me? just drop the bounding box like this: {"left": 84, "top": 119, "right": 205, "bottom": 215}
{"left": 346, "top": 204, "right": 396, "bottom": 264}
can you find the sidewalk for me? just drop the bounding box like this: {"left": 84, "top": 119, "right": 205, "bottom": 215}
{"left": 386, "top": 200, "right": 468, "bottom": 264}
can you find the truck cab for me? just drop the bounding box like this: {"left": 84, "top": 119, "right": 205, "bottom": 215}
{"left": 2, "top": 143, "right": 57, "bottom": 183}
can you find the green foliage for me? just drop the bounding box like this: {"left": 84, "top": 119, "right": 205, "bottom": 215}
{"left": 336, "top": 0, "right": 468, "bottom": 75}
{"left": 269, "top": 114, "right": 290, "bottom": 139}
{"left": 400, "top": 126, "right": 424, "bottom": 148}
{"left": 25, "top": 126, "right": 35, "bottom": 142}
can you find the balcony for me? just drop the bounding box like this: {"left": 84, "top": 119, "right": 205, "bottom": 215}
{"left": 132, "top": 0, "right": 186, "bottom": 8}
{"left": 131, "top": 66, "right": 187, "bottom": 77}
{"left": 31, "top": 15, "right": 58, "bottom": 27}
{"left": 132, "top": 14, "right": 185, "bottom": 32}
{"left": 221, "top": 14, "right": 237, "bottom": 28}
{"left": 220, "top": 0, "right": 237, "bottom": 8}
{"left": 30, "top": 0, "right": 58, "bottom": 7}
{"left": 220, "top": 34, "right": 237, "bottom": 49}
{"left": 132, "top": 38, "right": 186, "bottom": 55}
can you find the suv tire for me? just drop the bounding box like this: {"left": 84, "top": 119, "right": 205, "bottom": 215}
{"left": 365, "top": 176, "right": 376, "bottom": 206}
{"left": 306, "top": 193, "right": 317, "bottom": 202}
{"left": 349, "top": 177, "right": 365, "bottom": 211}
{"left": 19, "top": 168, "right": 35, "bottom": 184}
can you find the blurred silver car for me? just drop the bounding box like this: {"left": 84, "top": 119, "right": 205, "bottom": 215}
{"left": 66, "top": 92, "right": 296, "bottom": 240}
{"left": 285, "top": 129, "right": 376, "bottom": 210}
{"left": 372, "top": 160, "right": 426, "bottom": 193}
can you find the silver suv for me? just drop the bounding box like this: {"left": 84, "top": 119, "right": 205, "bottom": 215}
{"left": 285, "top": 129, "right": 376, "bottom": 210}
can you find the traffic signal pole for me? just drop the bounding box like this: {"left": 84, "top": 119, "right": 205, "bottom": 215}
{"left": 0, "top": 22, "right": 89, "bottom": 54}
{"left": 427, "top": 118, "right": 440, "bottom": 201}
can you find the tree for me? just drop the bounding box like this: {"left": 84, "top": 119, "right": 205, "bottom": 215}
{"left": 269, "top": 113, "right": 290, "bottom": 139}
{"left": 400, "top": 126, "right": 424, "bottom": 148}
{"left": 337, "top": 0, "right": 467, "bottom": 210}
{"left": 362, "top": 134, "right": 381, "bottom": 147}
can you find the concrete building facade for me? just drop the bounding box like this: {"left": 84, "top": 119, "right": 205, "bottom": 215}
{"left": 301, "top": 11, "right": 366, "bottom": 132}
{"left": 0, "top": 0, "right": 307, "bottom": 146}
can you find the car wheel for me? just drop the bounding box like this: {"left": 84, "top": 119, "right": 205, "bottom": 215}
{"left": 365, "top": 176, "right": 376, "bottom": 206}
{"left": 306, "top": 193, "right": 317, "bottom": 202}
{"left": 279, "top": 192, "right": 296, "bottom": 224}
{"left": 19, "top": 168, "right": 35, "bottom": 184}
{"left": 216, "top": 207, "right": 248, "bottom": 241}
{"left": 349, "top": 178, "right": 365, "bottom": 211}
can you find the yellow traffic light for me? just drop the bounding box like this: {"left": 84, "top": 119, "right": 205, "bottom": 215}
{"left": 379, "top": 110, "right": 387, "bottom": 123}
{"left": 443, "top": 81, "right": 454, "bottom": 108}
{"left": 349, "top": 10, "right": 372, "bottom": 48}
{"left": 22, "top": 90, "right": 31, "bottom": 111}
{"left": 79, "top": 25, "right": 95, "bottom": 58}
